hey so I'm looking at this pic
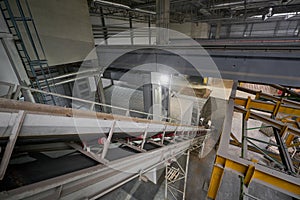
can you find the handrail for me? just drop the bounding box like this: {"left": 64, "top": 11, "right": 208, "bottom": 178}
{"left": 0, "top": 81, "right": 180, "bottom": 123}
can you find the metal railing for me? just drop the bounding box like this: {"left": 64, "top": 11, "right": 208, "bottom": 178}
{"left": 0, "top": 81, "right": 180, "bottom": 123}
{"left": 0, "top": 0, "right": 57, "bottom": 104}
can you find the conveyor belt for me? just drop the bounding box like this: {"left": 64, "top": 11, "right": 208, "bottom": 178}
{"left": 0, "top": 98, "right": 209, "bottom": 200}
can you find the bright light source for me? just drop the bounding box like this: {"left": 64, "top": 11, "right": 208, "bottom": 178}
{"left": 160, "top": 74, "right": 169, "bottom": 85}
{"left": 249, "top": 12, "right": 299, "bottom": 20}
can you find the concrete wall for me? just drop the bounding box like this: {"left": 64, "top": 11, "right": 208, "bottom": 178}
{"left": 191, "top": 23, "right": 209, "bottom": 38}
{"left": 0, "top": 40, "right": 19, "bottom": 97}
{"left": 170, "top": 22, "right": 209, "bottom": 38}
{"left": 10, "top": 0, "right": 95, "bottom": 66}
{"left": 91, "top": 16, "right": 209, "bottom": 44}
{"left": 91, "top": 16, "right": 156, "bottom": 45}
{"left": 0, "top": 14, "right": 29, "bottom": 96}
{"left": 170, "top": 23, "right": 192, "bottom": 37}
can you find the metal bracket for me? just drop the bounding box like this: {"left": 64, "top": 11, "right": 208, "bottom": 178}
{"left": 148, "top": 140, "right": 164, "bottom": 147}
{"left": 68, "top": 142, "right": 109, "bottom": 165}
{"left": 161, "top": 124, "right": 167, "bottom": 145}
{"left": 140, "top": 123, "right": 149, "bottom": 150}
{"left": 121, "top": 142, "right": 147, "bottom": 153}
{"left": 172, "top": 126, "right": 179, "bottom": 142}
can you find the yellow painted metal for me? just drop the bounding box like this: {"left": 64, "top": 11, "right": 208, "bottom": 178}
{"left": 278, "top": 119, "right": 298, "bottom": 128}
{"left": 245, "top": 110, "right": 251, "bottom": 121}
{"left": 255, "top": 91, "right": 261, "bottom": 100}
{"left": 253, "top": 171, "right": 300, "bottom": 196}
{"left": 285, "top": 134, "right": 295, "bottom": 146}
{"left": 279, "top": 125, "right": 288, "bottom": 137}
{"left": 244, "top": 165, "right": 255, "bottom": 187}
{"left": 207, "top": 155, "right": 300, "bottom": 199}
{"left": 245, "top": 97, "right": 251, "bottom": 109}
{"left": 273, "top": 100, "right": 281, "bottom": 116}
{"left": 208, "top": 87, "right": 300, "bottom": 200}
{"left": 203, "top": 77, "right": 208, "bottom": 84}
{"left": 237, "top": 86, "right": 300, "bottom": 108}
{"left": 208, "top": 156, "right": 247, "bottom": 199}
{"left": 234, "top": 98, "right": 300, "bottom": 117}
{"left": 207, "top": 165, "right": 225, "bottom": 199}
{"left": 287, "top": 142, "right": 300, "bottom": 148}
{"left": 224, "top": 158, "right": 247, "bottom": 175}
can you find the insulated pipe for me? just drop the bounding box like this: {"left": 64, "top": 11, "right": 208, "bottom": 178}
{"left": 93, "top": 0, "right": 156, "bottom": 15}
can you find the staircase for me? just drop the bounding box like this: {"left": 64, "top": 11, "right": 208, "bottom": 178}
{"left": 0, "top": 0, "right": 56, "bottom": 105}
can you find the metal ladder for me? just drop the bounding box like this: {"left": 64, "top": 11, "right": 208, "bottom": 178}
{"left": 0, "top": 0, "right": 56, "bottom": 105}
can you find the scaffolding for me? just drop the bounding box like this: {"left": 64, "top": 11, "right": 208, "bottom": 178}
{"left": 165, "top": 150, "right": 190, "bottom": 200}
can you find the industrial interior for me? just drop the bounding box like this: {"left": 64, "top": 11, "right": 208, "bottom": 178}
{"left": 0, "top": 0, "right": 299, "bottom": 199}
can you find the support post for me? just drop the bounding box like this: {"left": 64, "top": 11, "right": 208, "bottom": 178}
{"left": 99, "top": 7, "right": 108, "bottom": 45}
{"left": 207, "top": 157, "right": 225, "bottom": 199}
{"left": 172, "top": 126, "right": 178, "bottom": 142}
{"left": 0, "top": 110, "right": 25, "bottom": 180}
{"left": 215, "top": 22, "right": 221, "bottom": 39}
{"left": 101, "top": 120, "right": 116, "bottom": 159}
{"left": 161, "top": 124, "right": 167, "bottom": 145}
{"left": 140, "top": 124, "right": 149, "bottom": 150}
{"left": 156, "top": 0, "right": 170, "bottom": 45}
{"left": 183, "top": 150, "right": 190, "bottom": 200}
{"left": 165, "top": 162, "right": 168, "bottom": 200}
{"left": 165, "top": 150, "right": 190, "bottom": 200}
{"left": 95, "top": 75, "right": 107, "bottom": 113}
{"left": 242, "top": 114, "right": 248, "bottom": 159}
{"left": 143, "top": 83, "right": 153, "bottom": 115}
{"left": 129, "top": 13, "right": 133, "bottom": 45}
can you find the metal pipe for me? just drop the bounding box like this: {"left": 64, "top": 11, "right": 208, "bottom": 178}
{"left": 40, "top": 75, "right": 92, "bottom": 89}
{"left": 94, "top": 0, "right": 130, "bottom": 10}
{"left": 211, "top": 0, "right": 281, "bottom": 9}
{"left": 38, "top": 69, "right": 99, "bottom": 84}
{"left": 93, "top": 0, "right": 156, "bottom": 15}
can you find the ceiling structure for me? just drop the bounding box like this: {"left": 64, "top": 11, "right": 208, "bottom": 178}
{"left": 89, "top": 0, "right": 300, "bottom": 24}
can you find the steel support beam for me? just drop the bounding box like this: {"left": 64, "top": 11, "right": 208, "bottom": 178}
{"left": 0, "top": 136, "right": 203, "bottom": 200}
{"left": 237, "top": 86, "right": 300, "bottom": 108}
{"left": 97, "top": 45, "right": 300, "bottom": 87}
{"left": 156, "top": 0, "right": 170, "bottom": 45}
{"left": 234, "top": 97, "right": 300, "bottom": 117}
{"left": 272, "top": 127, "right": 295, "bottom": 174}
{"left": 234, "top": 106, "right": 300, "bottom": 137}
{"left": 207, "top": 83, "right": 300, "bottom": 200}
{"left": 229, "top": 139, "right": 300, "bottom": 166}
{"left": 207, "top": 155, "right": 300, "bottom": 199}
{"left": 95, "top": 75, "right": 107, "bottom": 112}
